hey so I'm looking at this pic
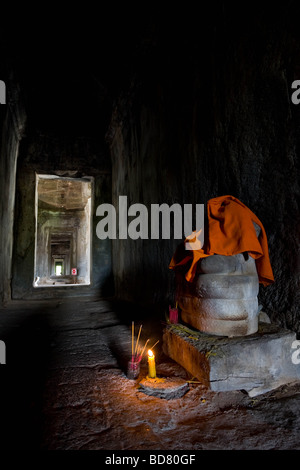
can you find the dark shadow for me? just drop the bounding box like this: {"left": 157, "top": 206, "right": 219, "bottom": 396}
{"left": 0, "top": 305, "right": 52, "bottom": 450}
{"left": 99, "top": 271, "right": 115, "bottom": 298}
{"left": 106, "top": 335, "right": 129, "bottom": 375}
{"left": 110, "top": 298, "right": 167, "bottom": 361}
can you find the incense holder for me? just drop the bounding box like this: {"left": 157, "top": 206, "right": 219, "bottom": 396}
{"left": 127, "top": 360, "right": 140, "bottom": 380}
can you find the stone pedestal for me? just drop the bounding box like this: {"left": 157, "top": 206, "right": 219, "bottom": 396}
{"left": 163, "top": 322, "right": 300, "bottom": 396}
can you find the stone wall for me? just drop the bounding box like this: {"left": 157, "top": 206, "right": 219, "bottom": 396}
{"left": 12, "top": 132, "right": 112, "bottom": 299}
{"left": 0, "top": 73, "right": 26, "bottom": 304}
{"left": 108, "top": 7, "right": 300, "bottom": 333}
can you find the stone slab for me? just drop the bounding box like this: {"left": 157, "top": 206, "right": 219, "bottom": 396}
{"left": 163, "top": 322, "right": 300, "bottom": 396}
{"left": 139, "top": 376, "right": 189, "bottom": 399}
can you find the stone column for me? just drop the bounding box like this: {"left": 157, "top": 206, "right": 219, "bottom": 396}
{"left": 0, "top": 76, "right": 26, "bottom": 304}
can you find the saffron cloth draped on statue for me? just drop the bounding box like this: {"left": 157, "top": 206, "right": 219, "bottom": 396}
{"left": 169, "top": 195, "right": 274, "bottom": 287}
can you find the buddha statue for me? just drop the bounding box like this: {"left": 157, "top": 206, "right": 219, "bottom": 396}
{"left": 170, "top": 195, "right": 274, "bottom": 337}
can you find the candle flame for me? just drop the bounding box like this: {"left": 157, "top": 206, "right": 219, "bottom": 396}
{"left": 148, "top": 349, "right": 154, "bottom": 357}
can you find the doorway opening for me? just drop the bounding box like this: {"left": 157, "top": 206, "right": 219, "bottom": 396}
{"left": 33, "top": 174, "right": 93, "bottom": 287}
{"left": 54, "top": 260, "right": 64, "bottom": 276}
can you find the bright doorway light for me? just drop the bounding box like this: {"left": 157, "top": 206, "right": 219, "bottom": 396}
{"left": 33, "top": 174, "right": 93, "bottom": 287}
{"left": 55, "top": 262, "right": 63, "bottom": 276}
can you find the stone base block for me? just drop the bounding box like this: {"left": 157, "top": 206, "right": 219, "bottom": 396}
{"left": 139, "top": 377, "right": 189, "bottom": 399}
{"left": 163, "top": 322, "right": 300, "bottom": 396}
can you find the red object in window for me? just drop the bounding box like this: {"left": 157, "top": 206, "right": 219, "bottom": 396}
{"left": 71, "top": 268, "right": 77, "bottom": 275}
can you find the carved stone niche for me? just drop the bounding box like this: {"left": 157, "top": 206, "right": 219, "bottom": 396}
{"left": 176, "top": 223, "right": 261, "bottom": 337}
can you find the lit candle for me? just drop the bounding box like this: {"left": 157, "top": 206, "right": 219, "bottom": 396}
{"left": 148, "top": 349, "right": 156, "bottom": 378}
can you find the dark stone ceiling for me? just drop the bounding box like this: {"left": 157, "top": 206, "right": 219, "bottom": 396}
{"left": 1, "top": 2, "right": 300, "bottom": 139}
{"left": 0, "top": 5, "right": 146, "bottom": 137}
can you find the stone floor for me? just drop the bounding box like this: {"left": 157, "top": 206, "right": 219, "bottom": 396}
{"left": 0, "top": 296, "right": 300, "bottom": 451}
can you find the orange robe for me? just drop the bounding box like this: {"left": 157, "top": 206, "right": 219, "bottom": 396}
{"left": 169, "top": 195, "right": 274, "bottom": 286}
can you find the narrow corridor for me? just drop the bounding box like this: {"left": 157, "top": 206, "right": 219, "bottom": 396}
{"left": 0, "top": 297, "right": 299, "bottom": 450}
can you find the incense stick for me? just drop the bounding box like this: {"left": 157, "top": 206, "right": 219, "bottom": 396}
{"left": 139, "top": 338, "right": 149, "bottom": 360}
{"left": 134, "top": 324, "right": 142, "bottom": 358}
{"left": 150, "top": 340, "right": 159, "bottom": 351}
{"left": 131, "top": 321, "right": 134, "bottom": 359}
